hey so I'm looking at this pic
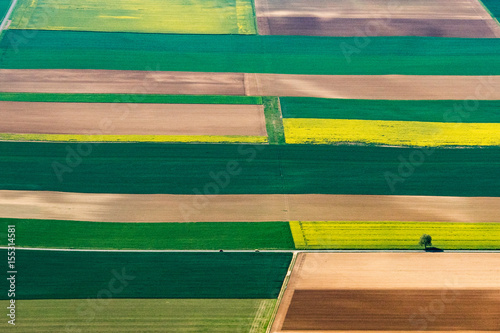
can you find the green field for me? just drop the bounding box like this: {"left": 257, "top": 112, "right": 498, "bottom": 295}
{"left": 0, "top": 142, "right": 498, "bottom": 196}
{"left": 0, "top": 219, "right": 294, "bottom": 250}
{"left": 0, "top": 250, "right": 292, "bottom": 299}
{"left": 0, "top": 0, "right": 10, "bottom": 21}
{"left": 2, "top": 30, "right": 500, "bottom": 75}
{"left": 280, "top": 98, "right": 500, "bottom": 123}
{"left": 290, "top": 221, "right": 500, "bottom": 250}
{"left": 480, "top": 0, "right": 500, "bottom": 20}
{"left": 0, "top": 299, "right": 276, "bottom": 332}
{"left": 0, "top": 93, "right": 262, "bottom": 104}
{"left": 10, "top": 0, "right": 256, "bottom": 34}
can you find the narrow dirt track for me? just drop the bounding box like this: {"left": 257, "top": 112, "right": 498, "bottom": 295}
{"left": 0, "top": 101, "right": 267, "bottom": 136}
{"left": 0, "top": 191, "right": 499, "bottom": 223}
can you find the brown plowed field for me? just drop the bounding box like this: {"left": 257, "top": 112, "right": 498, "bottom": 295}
{"left": 271, "top": 253, "right": 500, "bottom": 332}
{"left": 255, "top": 0, "right": 500, "bottom": 37}
{"left": 0, "top": 191, "right": 499, "bottom": 223}
{"left": 282, "top": 289, "right": 500, "bottom": 331}
{"left": 0, "top": 101, "right": 266, "bottom": 136}
{"left": 0, "top": 69, "right": 246, "bottom": 95}
{"left": 4, "top": 70, "right": 500, "bottom": 100}
{"left": 245, "top": 74, "right": 500, "bottom": 100}
{"left": 263, "top": 18, "right": 498, "bottom": 37}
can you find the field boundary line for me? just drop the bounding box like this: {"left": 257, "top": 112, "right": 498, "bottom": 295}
{"left": 0, "top": 0, "right": 18, "bottom": 34}
{"left": 2, "top": 247, "right": 500, "bottom": 253}
{"left": 266, "top": 252, "right": 298, "bottom": 333}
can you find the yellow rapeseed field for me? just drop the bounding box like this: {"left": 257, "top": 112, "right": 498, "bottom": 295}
{"left": 0, "top": 134, "right": 268, "bottom": 144}
{"left": 284, "top": 118, "right": 500, "bottom": 146}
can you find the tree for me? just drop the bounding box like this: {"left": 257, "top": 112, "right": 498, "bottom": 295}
{"left": 419, "top": 234, "right": 432, "bottom": 249}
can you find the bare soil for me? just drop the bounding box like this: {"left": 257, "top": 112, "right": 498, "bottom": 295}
{"left": 0, "top": 101, "right": 266, "bottom": 136}
{"left": 0, "top": 191, "right": 498, "bottom": 223}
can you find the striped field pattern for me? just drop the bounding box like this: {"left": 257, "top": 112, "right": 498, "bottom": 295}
{"left": 1, "top": 0, "right": 499, "bottom": 331}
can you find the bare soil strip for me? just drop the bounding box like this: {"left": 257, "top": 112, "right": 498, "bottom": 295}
{"left": 271, "top": 253, "right": 500, "bottom": 332}
{"left": 264, "top": 17, "right": 498, "bottom": 37}
{"left": 255, "top": 0, "right": 500, "bottom": 37}
{"left": 0, "top": 69, "right": 246, "bottom": 95}
{"left": 245, "top": 74, "right": 500, "bottom": 100}
{"left": 0, "top": 191, "right": 498, "bottom": 223}
{"left": 0, "top": 101, "right": 266, "bottom": 136}
{"left": 3, "top": 70, "right": 500, "bottom": 100}
{"left": 254, "top": 0, "right": 492, "bottom": 20}
{"left": 282, "top": 289, "right": 500, "bottom": 331}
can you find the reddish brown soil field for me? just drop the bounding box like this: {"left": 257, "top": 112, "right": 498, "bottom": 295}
{"left": 282, "top": 289, "right": 500, "bottom": 331}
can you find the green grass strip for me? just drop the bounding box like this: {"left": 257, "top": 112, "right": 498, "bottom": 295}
{"left": 2, "top": 30, "right": 500, "bottom": 75}
{"left": 290, "top": 221, "right": 500, "bottom": 250}
{"left": 280, "top": 97, "right": 500, "bottom": 123}
{"left": 263, "top": 97, "right": 285, "bottom": 145}
{"left": 0, "top": 142, "right": 498, "bottom": 196}
{"left": 0, "top": 299, "right": 276, "bottom": 333}
{"left": 0, "top": 92, "right": 262, "bottom": 104}
{"left": 0, "top": 219, "right": 295, "bottom": 250}
{"left": 0, "top": 250, "right": 292, "bottom": 299}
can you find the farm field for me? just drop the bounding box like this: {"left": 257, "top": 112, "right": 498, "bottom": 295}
{"left": 0, "top": 250, "right": 292, "bottom": 299}
{"left": 255, "top": 0, "right": 500, "bottom": 37}
{"left": 0, "top": 69, "right": 249, "bottom": 95}
{"left": 2, "top": 31, "right": 500, "bottom": 75}
{"left": 0, "top": 0, "right": 10, "bottom": 21}
{"left": 0, "top": 102, "right": 267, "bottom": 136}
{"left": 10, "top": 0, "right": 257, "bottom": 34}
{"left": 2, "top": 191, "right": 500, "bottom": 223}
{"left": 280, "top": 97, "right": 500, "bottom": 122}
{"left": 0, "top": 299, "right": 276, "bottom": 333}
{"left": 3, "top": 218, "right": 499, "bottom": 251}
{"left": 284, "top": 118, "right": 500, "bottom": 146}
{"left": 290, "top": 221, "right": 500, "bottom": 250}
{"left": 1, "top": 143, "right": 499, "bottom": 196}
{"left": 481, "top": 0, "right": 500, "bottom": 21}
{"left": 0, "top": 92, "right": 262, "bottom": 104}
{"left": 271, "top": 253, "right": 500, "bottom": 332}
{"left": 0, "top": 219, "right": 295, "bottom": 250}
{"left": 0, "top": 0, "right": 499, "bottom": 331}
{"left": 283, "top": 289, "right": 500, "bottom": 331}
{"left": 4, "top": 69, "right": 500, "bottom": 100}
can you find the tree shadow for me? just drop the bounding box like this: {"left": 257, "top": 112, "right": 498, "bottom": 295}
{"left": 425, "top": 247, "right": 444, "bottom": 252}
